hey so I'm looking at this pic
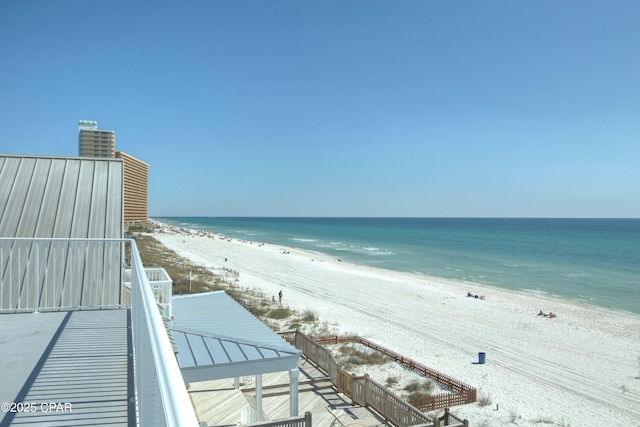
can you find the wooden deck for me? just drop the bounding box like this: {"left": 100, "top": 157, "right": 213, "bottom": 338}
{"left": 189, "top": 357, "right": 389, "bottom": 427}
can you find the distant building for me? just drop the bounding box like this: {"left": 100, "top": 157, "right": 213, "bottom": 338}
{"left": 78, "top": 121, "right": 149, "bottom": 224}
{"left": 78, "top": 120, "right": 116, "bottom": 158}
{"left": 116, "top": 151, "right": 149, "bottom": 224}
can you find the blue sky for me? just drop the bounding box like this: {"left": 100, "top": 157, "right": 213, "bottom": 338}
{"left": 1, "top": 1, "right": 638, "bottom": 217}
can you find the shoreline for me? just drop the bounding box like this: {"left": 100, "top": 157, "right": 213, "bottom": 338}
{"left": 153, "top": 217, "right": 640, "bottom": 317}
{"left": 150, "top": 222, "right": 640, "bottom": 426}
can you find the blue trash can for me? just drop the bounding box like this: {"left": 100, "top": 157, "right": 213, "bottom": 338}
{"left": 478, "top": 352, "right": 486, "bottom": 364}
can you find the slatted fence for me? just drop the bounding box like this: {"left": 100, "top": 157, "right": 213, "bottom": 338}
{"left": 350, "top": 336, "right": 477, "bottom": 412}
{"left": 281, "top": 331, "right": 470, "bottom": 427}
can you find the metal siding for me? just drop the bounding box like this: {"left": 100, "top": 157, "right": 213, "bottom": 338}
{"left": 107, "top": 160, "right": 124, "bottom": 238}
{"left": 73, "top": 160, "right": 94, "bottom": 238}
{"left": 44, "top": 159, "right": 66, "bottom": 237}
{"left": 56, "top": 159, "right": 81, "bottom": 238}
{"left": 0, "top": 157, "right": 29, "bottom": 237}
{"left": 88, "top": 160, "right": 104, "bottom": 237}
{"left": 87, "top": 158, "right": 122, "bottom": 238}
{"left": 0, "top": 156, "right": 125, "bottom": 310}
{"left": 33, "top": 158, "right": 58, "bottom": 237}
{"left": 30, "top": 159, "right": 51, "bottom": 236}
{"left": 0, "top": 156, "right": 124, "bottom": 238}
{"left": 0, "top": 157, "right": 9, "bottom": 224}
{"left": 16, "top": 158, "right": 41, "bottom": 237}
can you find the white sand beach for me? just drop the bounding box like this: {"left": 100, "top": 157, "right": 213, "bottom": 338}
{"left": 153, "top": 227, "right": 640, "bottom": 427}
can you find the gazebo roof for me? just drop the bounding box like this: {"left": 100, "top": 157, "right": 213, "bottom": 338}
{"left": 170, "top": 291, "right": 301, "bottom": 383}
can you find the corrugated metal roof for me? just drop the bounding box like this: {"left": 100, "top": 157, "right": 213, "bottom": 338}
{"left": 0, "top": 155, "right": 124, "bottom": 311}
{"left": 0, "top": 155, "right": 123, "bottom": 238}
{"left": 170, "top": 291, "right": 301, "bottom": 383}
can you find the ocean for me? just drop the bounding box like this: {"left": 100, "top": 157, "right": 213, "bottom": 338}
{"left": 154, "top": 217, "right": 640, "bottom": 315}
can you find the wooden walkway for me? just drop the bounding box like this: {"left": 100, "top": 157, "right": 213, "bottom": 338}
{"left": 0, "top": 309, "right": 132, "bottom": 426}
{"left": 189, "top": 357, "right": 389, "bottom": 427}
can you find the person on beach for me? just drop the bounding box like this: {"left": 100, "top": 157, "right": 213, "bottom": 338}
{"left": 278, "top": 290, "right": 283, "bottom": 305}
{"left": 538, "top": 310, "right": 557, "bottom": 318}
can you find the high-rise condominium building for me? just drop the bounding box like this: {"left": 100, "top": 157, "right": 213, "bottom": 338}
{"left": 78, "top": 120, "right": 116, "bottom": 158}
{"left": 78, "top": 120, "right": 149, "bottom": 224}
{"left": 116, "top": 151, "right": 149, "bottom": 224}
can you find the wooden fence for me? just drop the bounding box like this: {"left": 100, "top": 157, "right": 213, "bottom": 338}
{"left": 350, "top": 336, "right": 477, "bottom": 412}
{"left": 281, "top": 331, "right": 470, "bottom": 427}
{"left": 286, "top": 333, "right": 476, "bottom": 411}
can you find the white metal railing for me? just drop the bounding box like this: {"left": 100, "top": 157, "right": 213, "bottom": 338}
{"left": 0, "top": 237, "right": 199, "bottom": 426}
{"left": 0, "top": 238, "right": 123, "bottom": 312}
{"left": 129, "top": 239, "right": 199, "bottom": 427}
{"left": 124, "top": 266, "right": 173, "bottom": 319}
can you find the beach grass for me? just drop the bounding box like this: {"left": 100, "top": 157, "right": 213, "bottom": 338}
{"left": 300, "top": 308, "right": 319, "bottom": 321}
{"left": 134, "top": 235, "right": 267, "bottom": 311}
{"left": 403, "top": 379, "right": 435, "bottom": 400}
{"left": 133, "top": 235, "right": 225, "bottom": 295}
{"left": 135, "top": 235, "right": 321, "bottom": 333}
{"left": 268, "top": 307, "right": 294, "bottom": 319}
{"left": 333, "top": 343, "right": 391, "bottom": 370}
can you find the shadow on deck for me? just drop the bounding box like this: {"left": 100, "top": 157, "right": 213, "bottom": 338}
{"left": 0, "top": 310, "right": 133, "bottom": 426}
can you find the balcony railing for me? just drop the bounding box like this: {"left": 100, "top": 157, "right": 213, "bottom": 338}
{"left": 124, "top": 266, "right": 173, "bottom": 319}
{"left": 129, "top": 239, "right": 199, "bottom": 426}
{"left": 0, "top": 238, "right": 124, "bottom": 312}
{"left": 0, "top": 237, "right": 199, "bottom": 426}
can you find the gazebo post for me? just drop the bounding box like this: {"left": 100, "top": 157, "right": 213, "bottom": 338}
{"left": 256, "top": 374, "right": 263, "bottom": 421}
{"left": 289, "top": 368, "right": 300, "bottom": 416}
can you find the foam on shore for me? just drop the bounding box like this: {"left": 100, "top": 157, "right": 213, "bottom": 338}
{"left": 151, "top": 224, "right": 640, "bottom": 426}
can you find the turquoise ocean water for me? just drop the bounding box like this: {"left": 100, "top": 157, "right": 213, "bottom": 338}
{"left": 155, "top": 217, "right": 640, "bottom": 315}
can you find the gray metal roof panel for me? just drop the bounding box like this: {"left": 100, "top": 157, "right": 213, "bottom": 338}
{"left": 0, "top": 155, "right": 124, "bottom": 311}
{"left": 170, "top": 292, "right": 301, "bottom": 382}
{"left": 173, "top": 331, "right": 197, "bottom": 367}
{"left": 171, "top": 291, "right": 296, "bottom": 349}
{"left": 171, "top": 327, "right": 299, "bottom": 368}
{"left": 204, "top": 336, "right": 229, "bottom": 364}
{"left": 0, "top": 155, "right": 123, "bottom": 239}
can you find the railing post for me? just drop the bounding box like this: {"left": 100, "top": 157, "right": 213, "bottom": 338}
{"left": 350, "top": 373, "right": 358, "bottom": 405}
{"left": 18, "top": 246, "right": 22, "bottom": 310}
{"left": 0, "top": 246, "right": 3, "bottom": 310}
{"left": 34, "top": 242, "right": 39, "bottom": 313}
{"left": 363, "top": 374, "right": 369, "bottom": 407}
{"left": 304, "top": 411, "right": 312, "bottom": 427}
